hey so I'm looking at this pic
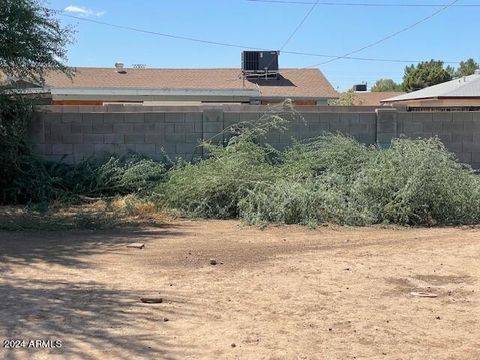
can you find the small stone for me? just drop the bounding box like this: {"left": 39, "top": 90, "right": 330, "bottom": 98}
{"left": 164, "top": 317, "right": 169, "bottom": 322}
{"left": 410, "top": 291, "right": 438, "bottom": 298}
{"left": 231, "top": 343, "right": 236, "bottom": 348}
{"left": 436, "top": 316, "right": 441, "bottom": 320}
{"left": 126, "top": 243, "right": 145, "bottom": 249}
{"left": 328, "top": 328, "right": 332, "bottom": 332}
{"left": 140, "top": 297, "right": 163, "bottom": 304}
{"left": 210, "top": 259, "right": 218, "bottom": 265}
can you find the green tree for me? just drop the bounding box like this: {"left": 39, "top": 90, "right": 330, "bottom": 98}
{"left": 0, "top": 0, "right": 74, "bottom": 83}
{"left": 371, "top": 79, "right": 403, "bottom": 92}
{"left": 402, "top": 60, "right": 452, "bottom": 93}
{"left": 455, "top": 58, "right": 479, "bottom": 78}
{"left": 0, "top": 0, "right": 73, "bottom": 203}
{"left": 328, "top": 90, "right": 356, "bottom": 106}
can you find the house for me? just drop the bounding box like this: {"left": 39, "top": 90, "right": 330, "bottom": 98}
{"left": 351, "top": 91, "right": 404, "bottom": 106}
{"left": 382, "top": 70, "right": 480, "bottom": 110}
{"left": 31, "top": 64, "right": 338, "bottom": 106}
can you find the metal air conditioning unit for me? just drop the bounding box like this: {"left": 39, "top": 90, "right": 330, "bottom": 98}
{"left": 242, "top": 51, "right": 279, "bottom": 78}
{"left": 353, "top": 84, "right": 367, "bottom": 92}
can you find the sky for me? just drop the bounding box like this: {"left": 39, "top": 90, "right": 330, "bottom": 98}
{"left": 49, "top": 0, "right": 479, "bottom": 91}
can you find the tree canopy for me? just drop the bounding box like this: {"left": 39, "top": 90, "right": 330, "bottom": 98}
{"left": 455, "top": 58, "right": 479, "bottom": 78}
{"left": 328, "top": 90, "right": 357, "bottom": 106}
{"left": 402, "top": 60, "right": 453, "bottom": 93}
{"left": 0, "top": 0, "right": 74, "bottom": 83}
{"left": 371, "top": 58, "right": 479, "bottom": 94}
{"left": 371, "top": 79, "right": 403, "bottom": 92}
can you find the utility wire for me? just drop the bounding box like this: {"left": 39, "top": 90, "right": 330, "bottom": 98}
{"left": 58, "top": 11, "right": 461, "bottom": 65}
{"left": 59, "top": 13, "right": 261, "bottom": 50}
{"left": 302, "top": 0, "right": 461, "bottom": 68}
{"left": 252, "top": 0, "right": 319, "bottom": 81}
{"left": 281, "top": 51, "right": 458, "bottom": 64}
{"left": 247, "top": 0, "right": 480, "bottom": 7}
{"left": 280, "top": 0, "right": 319, "bottom": 50}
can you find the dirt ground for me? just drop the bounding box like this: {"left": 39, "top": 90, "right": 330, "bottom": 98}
{"left": 0, "top": 220, "right": 479, "bottom": 360}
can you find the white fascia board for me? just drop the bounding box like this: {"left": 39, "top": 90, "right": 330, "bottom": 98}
{"left": 251, "top": 96, "right": 335, "bottom": 101}
{"left": 50, "top": 87, "right": 260, "bottom": 101}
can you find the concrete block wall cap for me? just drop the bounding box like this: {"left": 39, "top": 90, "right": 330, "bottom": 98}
{"left": 375, "top": 108, "right": 398, "bottom": 113}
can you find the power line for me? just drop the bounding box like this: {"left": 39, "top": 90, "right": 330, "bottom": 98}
{"left": 303, "top": 0, "right": 461, "bottom": 68}
{"left": 247, "top": 0, "right": 480, "bottom": 7}
{"left": 283, "top": 51, "right": 460, "bottom": 64}
{"left": 59, "top": 13, "right": 260, "bottom": 50}
{"left": 254, "top": 0, "right": 319, "bottom": 79}
{"left": 58, "top": 11, "right": 462, "bottom": 65}
{"left": 279, "top": 0, "right": 319, "bottom": 50}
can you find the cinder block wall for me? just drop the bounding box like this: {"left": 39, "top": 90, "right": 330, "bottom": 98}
{"left": 29, "top": 106, "right": 480, "bottom": 168}
{"left": 30, "top": 106, "right": 377, "bottom": 164}
{"left": 398, "top": 112, "right": 480, "bottom": 168}
{"left": 32, "top": 110, "right": 205, "bottom": 163}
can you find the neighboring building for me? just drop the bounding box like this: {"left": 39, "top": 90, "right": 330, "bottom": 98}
{"left": 25, "top": 64, "right": 338, "bottom": 106}
{"left": 351, "top": 91, "right": 405, "bottom": 106}
{"left": 382, "top": 70, "right": 480, "bottom": 110}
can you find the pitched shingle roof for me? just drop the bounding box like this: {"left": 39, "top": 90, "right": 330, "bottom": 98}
{"left": 351, "top": 91, "right": 405, "bottom": 106}
{"left": 383, "top": 72, "right": 480, "bottom": 103}
{"left": 42, "top": 67, "right": 338, "bottom": 99}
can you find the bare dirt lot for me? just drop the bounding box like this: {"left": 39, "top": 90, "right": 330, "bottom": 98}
{"left": 0, "top": 220, "right": 479, "bottom": 360}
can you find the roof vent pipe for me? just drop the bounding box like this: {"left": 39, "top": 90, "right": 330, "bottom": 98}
{"left": 115, "top": 62, "right": 126, "bottom": 73}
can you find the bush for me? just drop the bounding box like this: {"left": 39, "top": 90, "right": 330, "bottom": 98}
{"left": 239, "top": 175, "right": 373, "bottom": 226}
{"left": 162, "top": 118, "right": 480, "bottom": 226}
{"left": 159, "top": 102, "right": 299, "bottom": 218}
{"left": 241, "top": 136, "right": 480, "bottom": 226}
{"left": 0, "top": 93, "right": 55, "bottom": 204}
{"left": 161, "top": 140, "right": 277, "bottom": 218}
{"left": 48, "top": 155, "right": 167, "bottom": 198}
{"left": 352, "top": 137, "right": 480, "bottom": 225}
{"left": 0, "top": 91, "right": 167, "bottom": 206}
{"left": 280, "top": 134, "right": 373, "bottom": 180}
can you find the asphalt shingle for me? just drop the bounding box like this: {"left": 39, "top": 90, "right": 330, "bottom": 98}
{"left": 42, "top": 67, "right": 338, "bottom": 99}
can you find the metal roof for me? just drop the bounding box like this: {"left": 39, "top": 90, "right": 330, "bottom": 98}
{"left": 382, "top": 72, "right": 480, "bottom": 103}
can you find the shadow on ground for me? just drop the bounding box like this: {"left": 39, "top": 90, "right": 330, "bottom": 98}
{"left": 0, "top": 277, "right": 199, "bottom": 359}
{"left": 0, "top": 222, "right": 201, "bottom": 359}
{"left": 0, "top": 225, "right": 187, "bottom": 271}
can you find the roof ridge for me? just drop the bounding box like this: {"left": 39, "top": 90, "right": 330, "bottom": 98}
{"left": 69, "top": 67, "right": 320, "bottom": 71}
